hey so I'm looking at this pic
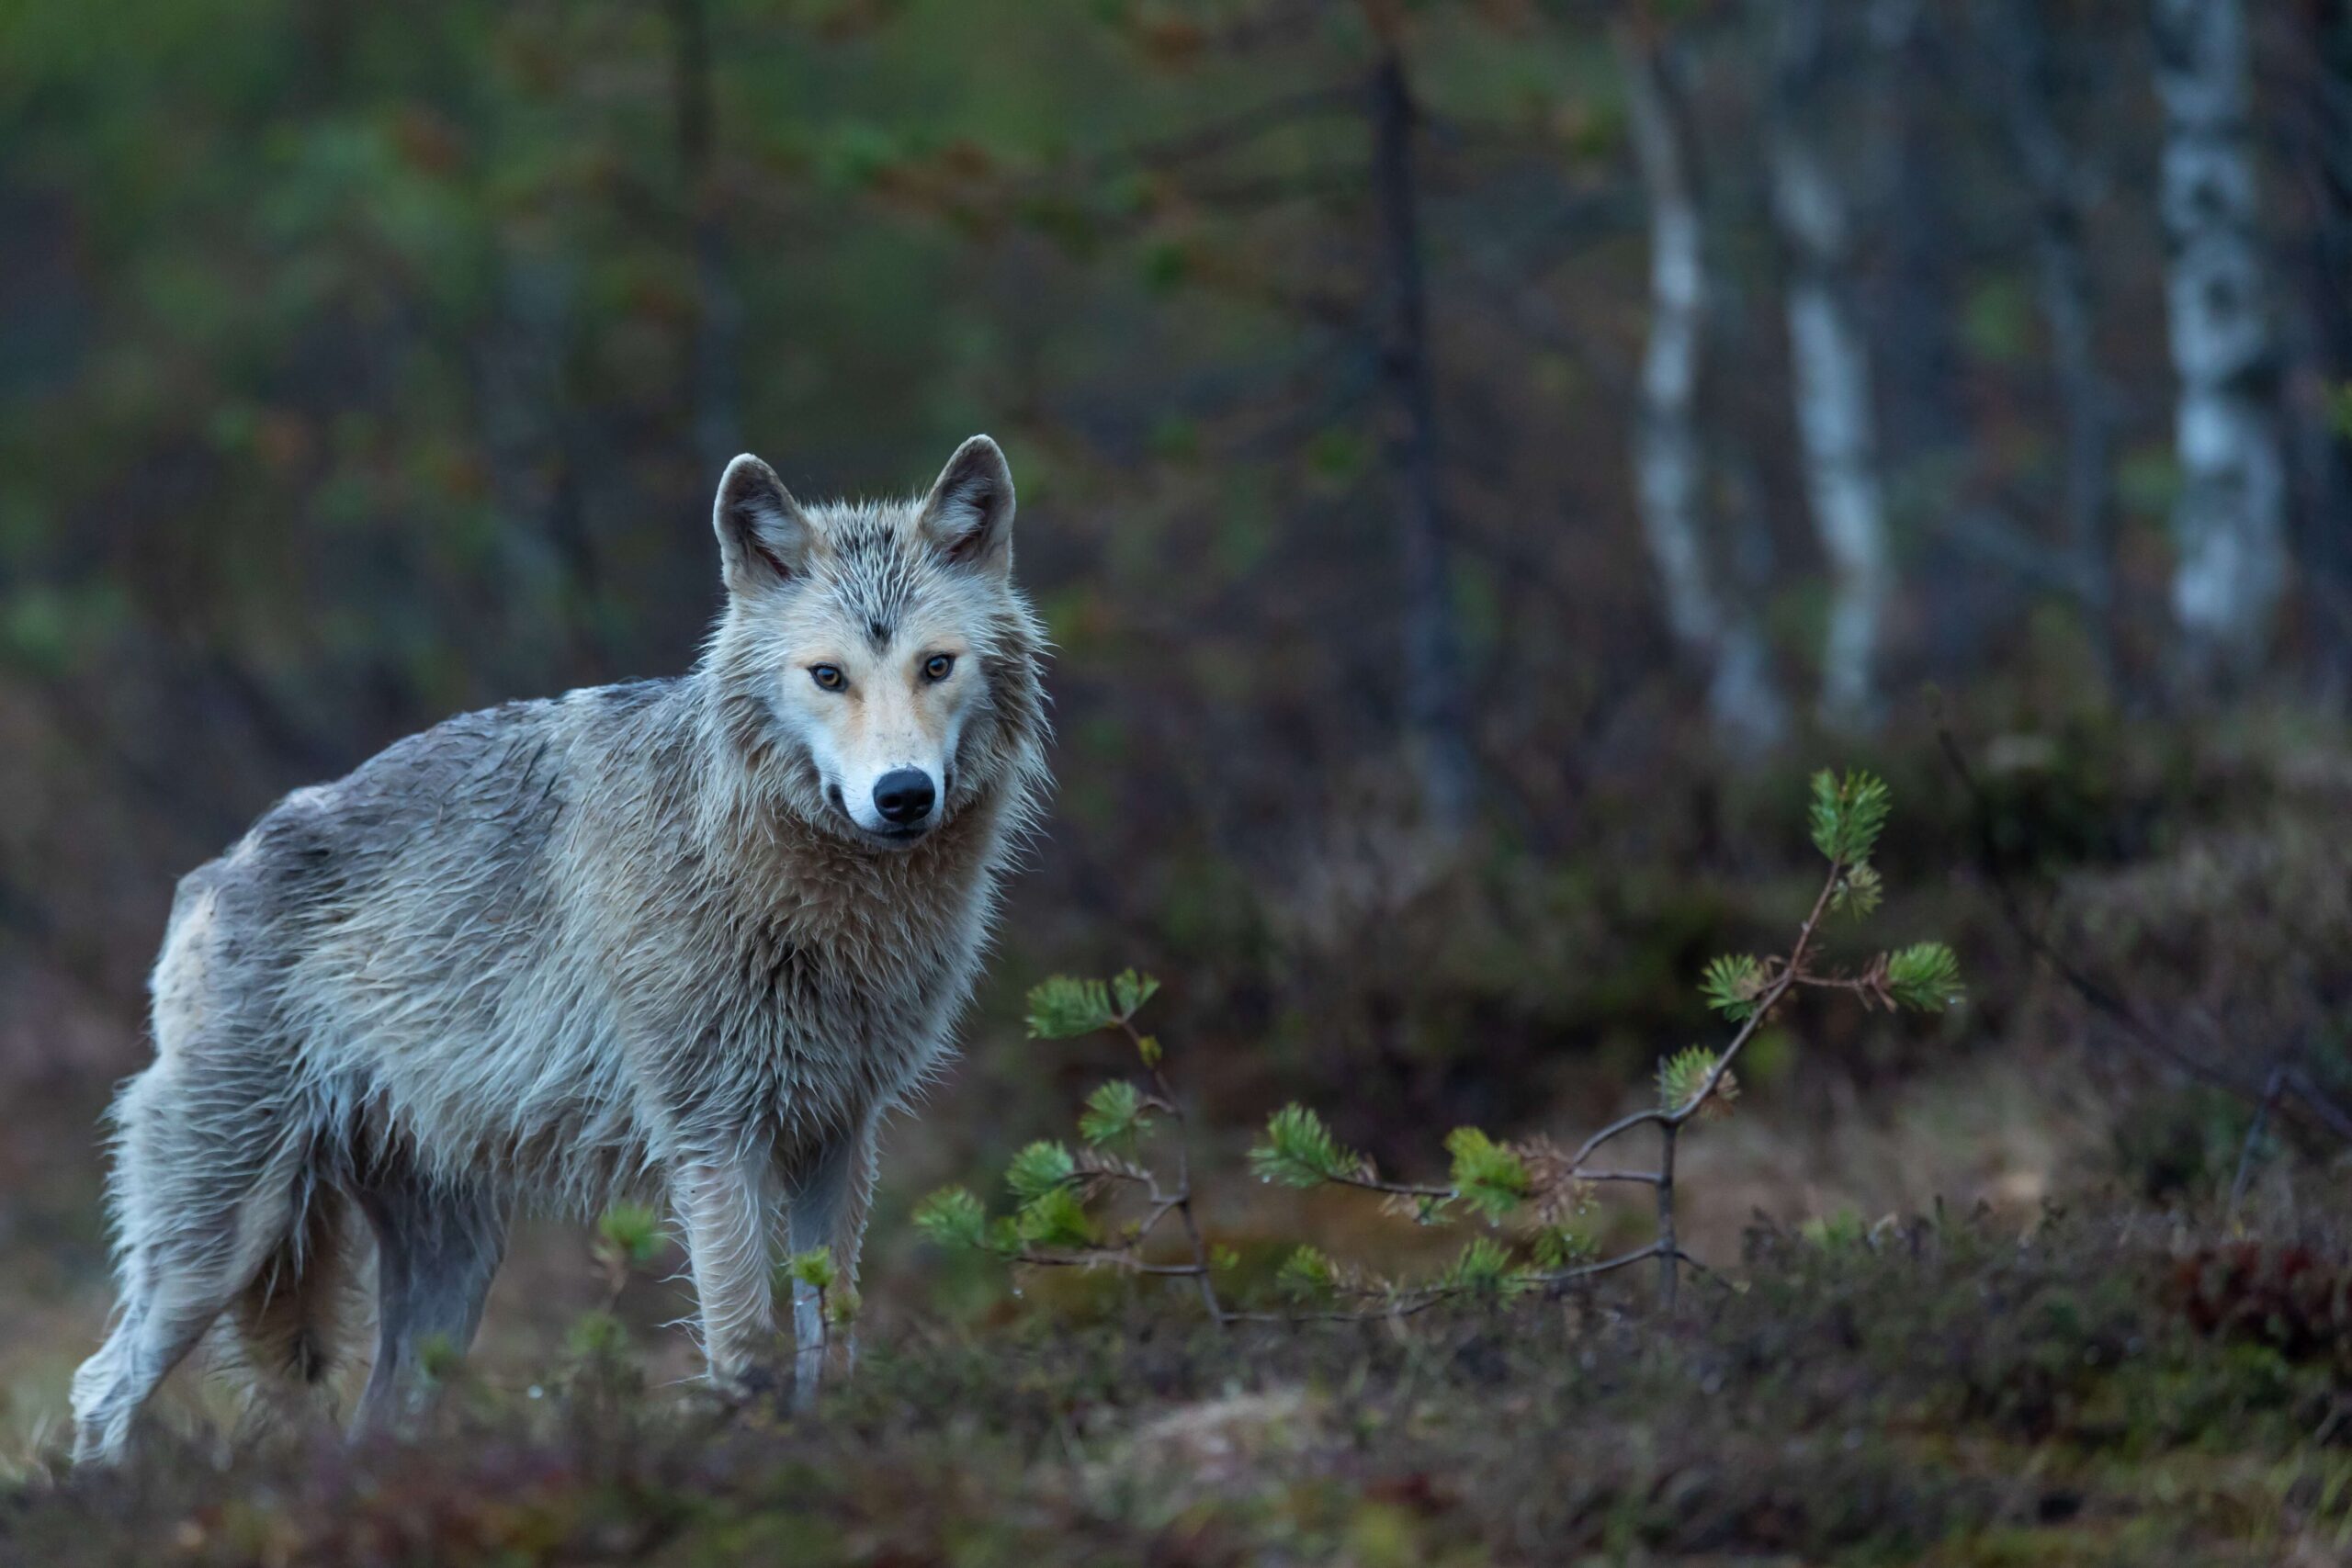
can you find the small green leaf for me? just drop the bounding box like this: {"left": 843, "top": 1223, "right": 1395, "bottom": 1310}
{"left": 1005, "top": 1140, "right": 1079, "bottom": 1202}
{"left": 1657, "top": 1045, "right": 1730, "bottom": 1113}
{"left": 1443, "top": 1126, "right": 1532, "bottom": 1221}
{"left": 1013, "top": 1184, "right": 1097, "bottom": 1249}
{"left": 1250, "top": 1103, "right": 1363, "bottom": 1188}
{"left": 1078, "top": 1079, "right": 1148, "bottom": 1148}
{"left": 1831, "top": 860, "right": 1883, "bottom": 919}
{"left": 1886, "top": 942, "right": 1964, "bottom": 1012}
{"left": 1025, "top": 976, "right": 1118, "bottom": 1039}
{"left": 1442, "top": 1235, "right": 1532, "bottom": 1301}
{"left": 594, "top": 1203, "right": 669, "bottom": 1268}
{"left": 1531, "top": 1225, "right": 1597, "bottom": 1270}
{"left": 1110, "top": 968, "right": 1161, "bottom": 1020}
{"left": 565, "top": 1312, "right": 628, "bottom": 1361}
{"left": 1701, "top": 954, "right": 1768, "bottom": 1021}
{"left": 1277, "top": 1244, "right": 1337, "bottom": 1300}
{"left": 786, "top": 1247, "right": 837, "bottom": 1292}
{"left": 913, "top": 1186, "right": 989, "bottom": 1251}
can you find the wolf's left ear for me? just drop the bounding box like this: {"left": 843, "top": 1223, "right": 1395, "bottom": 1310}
{"left": 918, "top": 434, "right": 1015, "bottom": 577}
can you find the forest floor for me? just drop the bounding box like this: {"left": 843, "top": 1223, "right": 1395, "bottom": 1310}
{"left": 1, "top": 1165, "right": 2346, "bottom": 1566}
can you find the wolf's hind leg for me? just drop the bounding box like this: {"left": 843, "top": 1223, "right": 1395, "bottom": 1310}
{"left": 353, "top": 1173, "right": 509, "bottom": 1433}
{"left": 218, "top": 1185, "right": 358, "bottom": 1444}
{"left": 72, "top": 1066, "right": 305, "bottom": 1466}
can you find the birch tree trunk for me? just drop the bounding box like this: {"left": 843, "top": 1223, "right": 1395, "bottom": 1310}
{"left": 1987, "top": 0, "right": 2118, "bottom": 679}
{"left": 1369, "top": 39, "right": 1476, "bottom": 836}
{"left": 1765, "top": 0, "right": 1893, "bottom": 731}
{"left": 1616, "top": 26, "right": 1788, "bottom": 754}
{"left": 2291, "top": 0, "right": 2352, "bottom": 682}
{"left": 2150, "top": 0, "right": 2290, "bottom": 682}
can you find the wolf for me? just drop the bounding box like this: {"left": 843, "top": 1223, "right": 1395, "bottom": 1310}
{"left": 69, "top": 435, "right": 1049, "bottom": 1464}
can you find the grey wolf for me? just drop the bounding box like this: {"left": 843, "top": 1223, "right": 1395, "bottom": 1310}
{"left": 69, "top": 436, "right": 1049, "bottom": 1463}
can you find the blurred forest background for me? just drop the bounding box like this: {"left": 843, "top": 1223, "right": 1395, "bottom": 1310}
{"left": 2, "top": 0, "right": 2351, "bottom": 1452}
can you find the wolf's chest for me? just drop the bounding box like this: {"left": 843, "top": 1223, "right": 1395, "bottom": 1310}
{"left": 665, "top": 877, "right": 984, "bottom": 1111}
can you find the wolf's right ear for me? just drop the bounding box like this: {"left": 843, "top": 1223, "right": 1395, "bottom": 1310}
{"left": 713, "top": 455, "right": 813, "bottom": 595}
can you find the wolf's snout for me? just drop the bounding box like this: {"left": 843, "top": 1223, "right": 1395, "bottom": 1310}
{"left": 872, "top": 769, "right": 936, "bottom": 826}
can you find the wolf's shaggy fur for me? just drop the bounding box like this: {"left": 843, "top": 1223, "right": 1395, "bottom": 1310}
{"left": 71, "top": 437, "right": 1049, "bottom": 1463}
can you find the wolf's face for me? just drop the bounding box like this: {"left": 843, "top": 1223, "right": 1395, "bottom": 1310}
{"left": 708, "top": 436, "right": 1035, "bottom": 851}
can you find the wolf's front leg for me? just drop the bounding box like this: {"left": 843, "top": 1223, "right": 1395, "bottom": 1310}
{"left": 673, "top": 1156, "right": 775, "bottom": 1393}
{"left": 785, "top": 1115, "right": 878, "bottom": 1406}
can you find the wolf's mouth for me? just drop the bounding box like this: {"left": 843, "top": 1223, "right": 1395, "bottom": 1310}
{"left": 824, "top": 782, "right": 933, "bottom": 847}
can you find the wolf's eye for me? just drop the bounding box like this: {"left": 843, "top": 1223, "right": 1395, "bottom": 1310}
{"left": 922, "top": 653, "right": 955, "bottom": 682}
{"left": 809, "top": 665, "right": 846, "bottom": 692}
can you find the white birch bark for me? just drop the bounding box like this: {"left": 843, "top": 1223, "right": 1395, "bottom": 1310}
{"left": 1617, "top": 28, "right": 1787, "bottom": 754}
{"left": 2150, "top": 0, "right": 2290, "bottom": 680}
{"left": 1766, "top": 0, "right": 1893, "bottom": 730}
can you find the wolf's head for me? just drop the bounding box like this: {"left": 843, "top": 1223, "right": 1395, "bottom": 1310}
{"left": 703, "top": 435, "right": 1047, "bottom": 852}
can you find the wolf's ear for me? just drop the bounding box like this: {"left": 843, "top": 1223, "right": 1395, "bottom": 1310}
{"left": 918, "top": 434, "right": 1015, "bottom": 577}
{"left": 713, "top": 454, "right": 813, "bottom": 595}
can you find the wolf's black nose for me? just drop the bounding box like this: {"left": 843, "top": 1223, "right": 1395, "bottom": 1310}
{"left": 873, "top": 770, "right": 936, "bottom": 826}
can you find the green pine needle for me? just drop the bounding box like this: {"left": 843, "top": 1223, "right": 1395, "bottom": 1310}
{"left": 1443, "top": 1126, "right": 1532, "bottom": 1220}
{"left": 1831, "top": 860, "right": 1884, "bottom": 919}
{"left": 594, "top": 1203, "right": 667, "bottom": 1268}
{"left": 1078, "top": 1079, "right": 1149, "bottom": 1148}
{"left": 1110, "top": 968, "right": 1160, "bottom": 1020}
{"left": 912, "top": 1187, "right": 989, "bottom": 1252}
{"left": 1013, "top": 1184, "right": 1097, "bottom": 1249}
{"left": 1025, "top": 976, "right": 1118, "bottom": 1040}
{"left": 1809, "top": 770, "right": 1894, "bottom": 865}
{"left": 1005, "top": 1140, "right": 1079, "bottom": 1202}
{"left": 1700, "top": 953, "right": 1768, "bottom": 1021}
{"left": 1442, "top": 1235, "right": 1532, "bottom": 1301}
{"left": 1277, "top": 1244, "right": 1337, "bottom": 1301}
{"left": 1657, "top": 1044, "right": 1721, "bottom": 1112}
{"left": 1250, "top": 1103, "right": 1363, "bottom": 1188}
{"left": 785, "top": 1247, "right": 837, "bottom": 1292}
{"left": 1886, "top": 942, "right": 1965, "bottom": 1012}
{"left": 1531, "top": 1225, "right": 1598, "bottom": 1270}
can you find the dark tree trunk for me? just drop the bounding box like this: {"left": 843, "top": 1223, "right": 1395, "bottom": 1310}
{"left": 1987, "top": 0, "right": 2119, "bottom": 682}
{"left": 1874, "top": 3, "right": 1980, "bottom": 673}
{"left": 2290, "top": 0, "right": 2352, "bottom": 686}
{"left": 671, "top": 0, "right": 743, "bottom": 490}
{"left": 1370, "top": 45, "right": 1475, "bottom": 836}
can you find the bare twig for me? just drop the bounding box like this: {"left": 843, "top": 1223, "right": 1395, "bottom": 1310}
{"left": 1937, "top": 720, "right": 2352, "bottom": 1144}
{"left": 2227, "top": 1063, "right": 2288, "bottom": 1225}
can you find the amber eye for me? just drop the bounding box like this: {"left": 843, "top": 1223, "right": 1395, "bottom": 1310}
{"left": 809, "top": 664, "right": 846, "bottom": 692}
{"left": 922, "top": 653, "right": 955, "bottom": 682}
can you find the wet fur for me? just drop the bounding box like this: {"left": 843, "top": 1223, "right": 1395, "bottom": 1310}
{"left": 71, "top": 439, "right": 1049, "bottom": 1462}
